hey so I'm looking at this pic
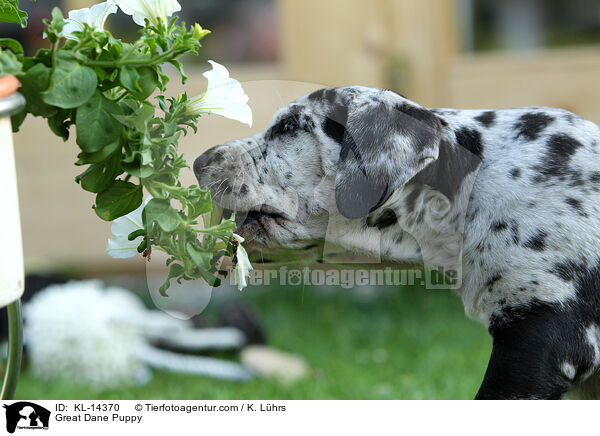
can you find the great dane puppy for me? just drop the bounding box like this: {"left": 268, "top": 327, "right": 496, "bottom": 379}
{"left": 194, "top": 86, "right": 600, "bottom": 399}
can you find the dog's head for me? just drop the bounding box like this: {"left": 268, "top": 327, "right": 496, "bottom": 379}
{"left": 194, "top": 86, "right": 444, "bottom": 250}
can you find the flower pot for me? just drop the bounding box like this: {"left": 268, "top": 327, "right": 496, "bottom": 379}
{"left": 0, "top": 75, "right": 25, "bottom": 400}
{"left": 0, "top": 77, "right": 25, "bottom": 307}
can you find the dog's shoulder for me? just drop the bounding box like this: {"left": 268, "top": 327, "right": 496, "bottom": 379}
{"left": 434, "top": 106, "right": 600, "bottom": 322}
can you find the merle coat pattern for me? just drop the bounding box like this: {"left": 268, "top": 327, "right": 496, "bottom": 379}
{"left": 194, "top": 86, "right": 600, "bottom": 399}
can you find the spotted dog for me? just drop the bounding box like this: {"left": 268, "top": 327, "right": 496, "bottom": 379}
{"left": 194, "top": 86, "right": 600, "bottom": 399}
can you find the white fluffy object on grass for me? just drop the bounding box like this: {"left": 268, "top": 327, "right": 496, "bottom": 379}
{"left": 24, "top": 280, "right": 252, "bottom": 390}
{"left": 24, "top": 280, "right": 153, "bottom": 389}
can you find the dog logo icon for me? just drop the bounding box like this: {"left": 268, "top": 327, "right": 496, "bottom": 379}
{"left": 3, "top": 402, "right": 50, "bottom": 433}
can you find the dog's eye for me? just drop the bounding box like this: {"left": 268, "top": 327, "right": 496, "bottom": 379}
{"left": 272, "top": 115, "right": 299, "bottom": 136}
{"left": 281, "top": 117, "right": 298, "bottom": 133}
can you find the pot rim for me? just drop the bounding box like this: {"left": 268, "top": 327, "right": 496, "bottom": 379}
{"left": 0, "top": 75, "right": 24, "bottom": 118}
{"left": 0, "top": 92, "right": 25, "bottom": 118}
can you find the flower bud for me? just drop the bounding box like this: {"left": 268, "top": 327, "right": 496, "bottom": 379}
{"left": 193, "top": 23, "right": 211, "bottom": 40}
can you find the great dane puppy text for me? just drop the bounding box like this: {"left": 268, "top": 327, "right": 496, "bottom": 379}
{"left": 194, "top": 86, "right": 600, "bottom": 399}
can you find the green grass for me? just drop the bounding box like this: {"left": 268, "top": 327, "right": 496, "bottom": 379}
{"left": 15, "top": 284, "right": 492, "bottom": 400}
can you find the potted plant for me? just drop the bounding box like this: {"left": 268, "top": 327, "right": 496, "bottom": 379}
{"left": 0, "top": 0, "right": 255, "bottom": 398}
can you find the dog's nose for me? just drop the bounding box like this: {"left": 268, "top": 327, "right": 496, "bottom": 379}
{"left": 193, "top": 152, "right": 212, "bottom": 179}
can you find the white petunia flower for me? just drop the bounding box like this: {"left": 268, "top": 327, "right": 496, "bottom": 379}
{"left": 186, "top": 60, "right": 253, "bottom": 127}
{"left": 61, "top": 1, "right": 118, "bottom": 40}
{"left": 106, "top": 195, "right": 152, "bottom": 259}
{"left": 231, "top": 233, "right": 253, "bottom": 291}
{"left": 114, "top": 0, "right": 181, "bottom": 27}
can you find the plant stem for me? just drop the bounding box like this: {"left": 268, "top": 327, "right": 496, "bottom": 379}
{"left": 78, "top": 46, "right": 181, "bottom": 68}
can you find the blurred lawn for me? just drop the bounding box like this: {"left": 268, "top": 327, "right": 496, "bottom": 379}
{"left": 15, "top": 284, "right": 491, "bottom": 400}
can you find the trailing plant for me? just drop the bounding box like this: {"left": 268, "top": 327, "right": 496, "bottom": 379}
{"left": 0, "top": 0, "right": 254, "bottom": 294}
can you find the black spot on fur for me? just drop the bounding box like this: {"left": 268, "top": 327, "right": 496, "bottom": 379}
{"left": 523, "top": 230, "right": 547, "bottom": 251}
{"left": 568, "top": 170, "right": 585, "bottom": 187}
{"left": 475, "top": 111, "right": 497, "bottom": 128}
{"left": 366, "top": 208, "right": 398, "bottom": 230}
{"left": 240, "top": 184, "right": 249, "bottom": 195}
{"left": 313, "top": 90, "right": 349, "bottom": 145}
{"left": 510, "top": 220, "right": 520, "bottom": 244}
{"left": 564, "top": 113, "right": 576, "bottom": 125}
{"left": 486, "top": 273, "right": 502, "bottom": 288}
{"left": 532, "top": 134, "right": 584, "bottom": 183}
{"left": 455, "top": 127, "right": 483, "bottom": 158}
{"left": 221, "top": 180, "right": 232, "bottom": 194}
{"left": 267, "top": 114, "right": 303, "bottom": 140}
{"left": 303, "top": 115, "right": 316, "bottom": 133}
{"left": 212, "top": 151, "right": 225, "bottom": 164}
{"left": 323, "top": 118, "right": 346, "bottom": 144}
{"left": 285, "top": 172, "right": 292, "bottom": 180}
{"left": 590, "top": 172, "right": 600, "bottom": 184}
{"left": 510, "top": 168, "right": 521, "bottom": 179}
{"left": 565, "top": 197, "right": 588, "bottom": 217}
{"left": 491, "top": 220, "right": 508, "bottom": 232}
{"left": 551, "top": 260, "right": 588, "bottom": 282}
{"left": 514, "top": 112, "right": 555, "bottom": 141}
{"left": 308, "top": 88, "right": 339, "bottom": 106}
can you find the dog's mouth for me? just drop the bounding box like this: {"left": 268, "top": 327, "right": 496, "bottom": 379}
{"left": 222, "top": 205, "right": 291, "bottom": 241}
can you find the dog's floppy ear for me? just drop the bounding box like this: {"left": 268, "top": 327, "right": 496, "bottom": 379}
{"left": 333, "top": 89, "right": 443, "bottom": 219}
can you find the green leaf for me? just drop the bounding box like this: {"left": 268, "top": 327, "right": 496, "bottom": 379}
{"left": 75, "top": 139, "right": 120, "bottom": 165}
{"left": 76, "top": 154, "right": 122, "bottom": 193}
{"left": 119, "top": 66, "right": 159, "bottom": 100}
{"left": 19, "top": 63, "right": 56, "bottom": 117}
{"left": 186, "top": 243, "right": 212, "bottom": 270}
{"left": 47, "top": 110, "right": 71, "bottom": 140}
{"left": 188, "top": 188, "right": 212, "bottom": 220}
{"left": 113, "top": 101, "right": 154, "bottom": 131}
{"left": 0, "top": 38, "right": 23, "bottom": 54}
{"left": 121, "top": 158, "right": 154, "bottom": 178}
{"left": 76, "top": 91, "right": 122, "bottom": 152}
{"left": 197, "top": 269, "right": 221, "bottom": 287}
{"left": 158, "top": 263, "right": 184, "bottom": 296}
{"left": 10, "top": 107, "right": 26, "bottom": 132}
{"left": 94, "top": 180, "right": 142, "bottom": 221}
{"left": 144, "top": 198, "right": 182, "bottom": 232}
{"left": 50, "top": 6, "right": 64, "bottom": 34}
{"left": 0, "top": 0, "right": 28, "bottom": 27}
{"left": 207, "top": 219, "right": 236, "bottom": 238}
{"left": 128, "top": 229, "right": 145, "bottom": 241}
{"left": 42, "top": 51, "right": 97, "bottom": 109}
{"left": 169, "top": 60, "right": 187, "bottom": 84}
{"left": 0, "top": 49, "right": 22, "bottom": 76}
